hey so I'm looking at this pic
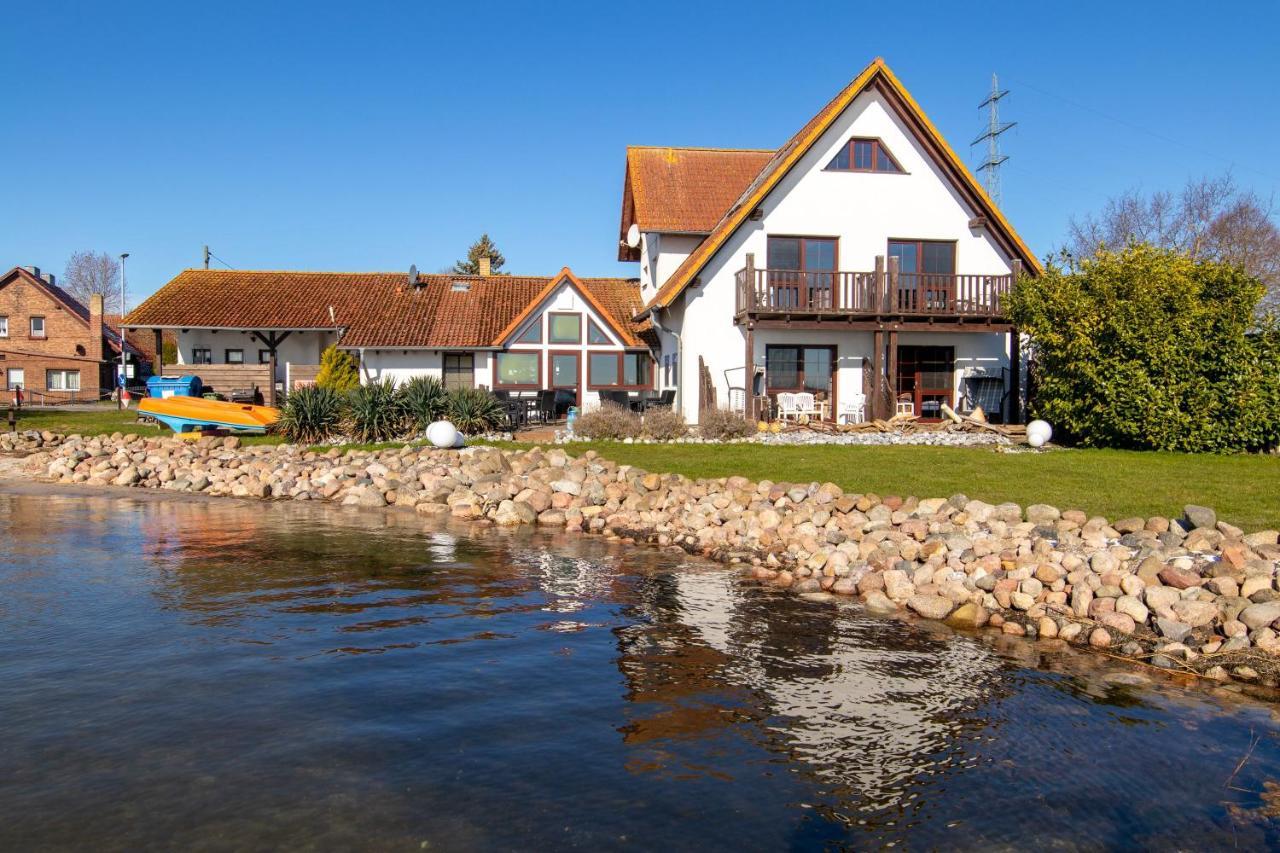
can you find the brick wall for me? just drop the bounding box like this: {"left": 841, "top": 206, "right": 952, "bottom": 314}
{"left": 0, "top": 268, "right": 110, "bottom": 402}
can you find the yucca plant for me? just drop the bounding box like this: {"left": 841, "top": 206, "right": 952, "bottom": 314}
{"left": 346, "top": 378, "right": 410, "bottom": 443}
{"left": 276, "top": 384, "right": 346, "bottom": 444}
{"left": 445, "top": 387, "right": 506, "bottom": 434}
{"left": 401, "top": 375, "right": 449, "bottom": 431}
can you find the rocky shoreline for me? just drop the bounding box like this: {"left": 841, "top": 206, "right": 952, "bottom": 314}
{"left": 10, "top": 428, "right": 1280, "bottom": 692}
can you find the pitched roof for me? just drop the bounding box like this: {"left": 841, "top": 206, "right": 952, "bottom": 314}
{"left": 490, "top": 267, "right": 641, "bottom": 347}
{"left": 640, "top": 58, "right": 1042, "bottom": 313}
{"left": 0, "top": 266, "right": 91, "bottom": 323}
{"left": 618, "top": 147, "right": 774, "bottom": 259}
{"left": 104, "top": 314, "right": 166, "bottom": 361}
{"left": 124, "top": 269, "right": 654, "bottom": 350}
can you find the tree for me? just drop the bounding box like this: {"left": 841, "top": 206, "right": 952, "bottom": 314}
{"left": 1066, "top": 174, "right": 1280, "bottom": 313}
{"left": 452, "top": 233, "right": 507, "bottom": 275}
{"left": 62, "top": 250, "right": 122, "bottom": 312}
{"left": 315, "top": 345, "right": 360, "bottom": 392}
{"left": 1007, "top": 244, "right": 1280, "bottom": 452}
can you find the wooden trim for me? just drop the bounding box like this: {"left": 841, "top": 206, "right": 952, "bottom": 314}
{"left": 823, "top": 136, "right": 905, "bottom": 173}
{"left": 763, "top": 344, "right": 838, "bottom": 420}
{"left": 492, "top": 350, "right": 543, "bottom": 390}
{"left": 548, "top": 349, "right": 582, "bottom": 407}
{"left": 491, "top": 267, "right": 641, "bottom": 347}
{"left": 513, "top": 318, "right": 543, "bottom": 344}
{"left": 872, "top": 329, "right": 885, "bottom": 420}
{"left": 547, "top": 312, "right": 582, "bottom": 345}
{"left": 586, "top": 316, "right": 613, "bottom": 345}
{"left": 442, "top": 351, "right": 476, "bottom": 391}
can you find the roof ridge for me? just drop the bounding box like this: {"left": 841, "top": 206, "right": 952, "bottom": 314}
{"left": 627, "top": 145, "right": 775, "bottom": 153}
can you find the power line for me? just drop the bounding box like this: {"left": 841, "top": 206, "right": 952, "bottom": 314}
{"left": 1006, "top": 75, "right": 1279, "bottom": 184}
{"left": 207, "top": 250, "right": 235, "bottom": 270}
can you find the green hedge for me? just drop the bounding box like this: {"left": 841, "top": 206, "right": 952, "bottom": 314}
{"left": 1007, "top": 244, "right": 1280, "bottom": 452}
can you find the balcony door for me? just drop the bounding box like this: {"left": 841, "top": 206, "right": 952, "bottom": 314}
{"left": 896, "top": 345, "right": 954, "bottom": 421}
{"left": 765, "top": 345, "right": 836, "bottom": 418}
{"left": 767, "top": 236, "right": 837, "bottom": 309}
{"left": 888, "top": 240, "right": 955, "bottom": 311}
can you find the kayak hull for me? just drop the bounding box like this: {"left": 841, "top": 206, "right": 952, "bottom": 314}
{"left": 138, "top": 396, "right": 279, "bottom": 434}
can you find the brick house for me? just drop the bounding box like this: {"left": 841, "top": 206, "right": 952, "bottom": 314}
{"left": 0, "top": 265, "right": 148, "bottom": 403}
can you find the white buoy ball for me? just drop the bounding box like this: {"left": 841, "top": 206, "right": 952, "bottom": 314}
{"left": 453, "top": 432, "right": 466, "bottom": 448}
{"left": 1026, "top": 419, "right": 1053, "bottom": 448}
{"left": 426, "top": 420, "right": 458, "bottom": 449}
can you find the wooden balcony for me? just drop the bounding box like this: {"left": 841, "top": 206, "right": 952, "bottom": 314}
{"left": 734, "top": 259, "right": 1020, "bottom": 330}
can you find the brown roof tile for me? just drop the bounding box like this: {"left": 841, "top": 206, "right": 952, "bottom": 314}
{"left": 124, "top": 269, "right": 652, "bottom": 350}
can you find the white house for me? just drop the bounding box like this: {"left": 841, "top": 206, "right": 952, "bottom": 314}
{"left": 619, "top": 57, "right": 1041, "bottom": 424}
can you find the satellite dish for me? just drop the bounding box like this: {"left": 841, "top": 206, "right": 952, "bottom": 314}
{"left": 408, "top": 264, "right": 418, "bottom": 283}
{"left": 625, "top": 223, "right": 641, "bottom": 249}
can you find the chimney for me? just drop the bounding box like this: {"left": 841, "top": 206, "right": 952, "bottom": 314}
{"left": 477, "top": 256, "right": 491, "bottom": 277}
{"left": 23, "top": 265, "right": 39, "bottom": 278}
{"left": 41, "top": 272, "right": 55, "bottom": 286}
{"left": 88, "top": 293, "right": 104, "bottom": 362}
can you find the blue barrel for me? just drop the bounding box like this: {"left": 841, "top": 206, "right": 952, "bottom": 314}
{"left": 146, "top": 374, "right": 203, "bottom": 399}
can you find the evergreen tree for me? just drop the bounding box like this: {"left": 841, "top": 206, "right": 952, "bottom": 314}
{"left": 315, "top": 345, "right": 360, "bottom": 392}
{"left": 452, "top": 233, "right": 508, "bottom": 275}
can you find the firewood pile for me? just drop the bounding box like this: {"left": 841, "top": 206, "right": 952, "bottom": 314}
{"left": 772, "top": 405, "right": 1027, "bottom": 439}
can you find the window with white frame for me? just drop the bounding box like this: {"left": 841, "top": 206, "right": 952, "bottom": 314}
{"left": 30, "top": 316, "right": 45, "bottom": 338}
{"left": 5, "top": 367, "right": 24, "bottom": 390}
{"left": 0, "top": 316, "right": 8, "bottom": 337}
{"left": 46, "top": 369, "right": 80, "bottom": 391}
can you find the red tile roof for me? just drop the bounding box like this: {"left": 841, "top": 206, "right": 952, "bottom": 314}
{"left": 124, "top": 269, "right": 654, "bottom": 350}
{"left": 620, "top": 147, "right": 774, "bottom": 240}
{"left": 637, "top": 58, "right": 1042, "bottom": 313}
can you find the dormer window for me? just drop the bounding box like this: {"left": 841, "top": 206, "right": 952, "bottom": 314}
{"left": 825, "top": 138, "right": 903, "bottom": 173}
{"left": 451, "top": 280, "right": 471, "bottom": 292}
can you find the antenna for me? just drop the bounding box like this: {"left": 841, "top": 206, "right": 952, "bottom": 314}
{"left": 972, "top": 73, "right": 1015, "bottom": 206}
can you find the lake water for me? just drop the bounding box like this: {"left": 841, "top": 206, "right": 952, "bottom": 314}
{"left": 3, "top": 487, "right": 1280, "bottom": 850}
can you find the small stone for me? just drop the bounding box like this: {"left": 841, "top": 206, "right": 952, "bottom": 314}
{"left": 1158, "top": 565, "right": 1203, "bottom": 590}
{"left": 1038, "top": 616, "right": 1059, "bottom": 639}
{"left": 1115, "top": 595, "right": 1149, "bottom": 625}
{"left": 1170, "top": 599, "right": 1219, "bottom": 628}
{"left": 1155, "top": 619, "right": 1193, "bottom": 643}
{"left": 1239, "top": 601, "right": 1280, "bottom": 630}
{"left": 1183, "top": 504, "right": 1217, "bottom": 531}
{"left": 907, "top": 594, "right": 955, "bottom": 620}
{"left": 863, "top": 591, "right": 898, "bottom": 615}
{"left": 1089, "top": 628, "right": 1112, "bottom": 648}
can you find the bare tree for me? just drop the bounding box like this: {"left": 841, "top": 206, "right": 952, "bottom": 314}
{"left": 1066, "top": 174, "right": 1280, "bottom": 312}
{"left": 62, "top": 250, "right": 121, "bottom": 313}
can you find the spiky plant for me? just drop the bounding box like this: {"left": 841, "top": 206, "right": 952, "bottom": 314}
{"left": 346, "top": 378, "right": 410, "bottom": 443}
{"left": 276, "top": 384, "right": 346, "bottom": 444}
{"left": 444, "top": 388, "right": 506, "bottom": 434}
{"left": 401, "top": 375, "right": 449, "bottom": 431}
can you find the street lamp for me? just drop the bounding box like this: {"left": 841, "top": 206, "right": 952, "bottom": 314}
{"left": 119, "top": 253, "right": 129, "bottom": 409}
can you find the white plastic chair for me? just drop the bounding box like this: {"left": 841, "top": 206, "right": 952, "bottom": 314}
{"left": 840, "top": 392, "right": 866, "bottom": 424}
{"left": 776, "top": 392, "right": 798, "bottom": 421}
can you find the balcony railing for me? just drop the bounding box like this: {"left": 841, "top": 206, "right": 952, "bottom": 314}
{"left": 734, "top": 267, "right": 1016, "bottom": 319}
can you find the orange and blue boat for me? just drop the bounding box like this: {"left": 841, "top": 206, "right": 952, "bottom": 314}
{"left": 138, "top": 395, "right": 279, "bottom": 434}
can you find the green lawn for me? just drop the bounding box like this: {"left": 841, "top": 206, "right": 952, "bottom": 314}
{"left": 8, "top": 407, "right": 1279, "bottom": 530}
{"left": 494, "top": 440, "right": 1280, "bottom": 532}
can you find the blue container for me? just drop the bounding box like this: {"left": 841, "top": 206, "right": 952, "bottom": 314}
{"left": 146, "top": 374, "right": 203, "bottom": 399}
{"left": 566, "top": 406, "right": 578, "bottom": 435}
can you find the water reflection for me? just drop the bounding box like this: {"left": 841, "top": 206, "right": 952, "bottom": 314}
{"left": 2, "top": 489, "right": 1280, "bottom": 849}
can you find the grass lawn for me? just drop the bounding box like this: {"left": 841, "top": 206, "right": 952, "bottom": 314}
{"left": 495, "top": 440, "right": 1280, "bottom": 532}
{"left": 9, "top": 407, "right": 1278, "bottom": 530}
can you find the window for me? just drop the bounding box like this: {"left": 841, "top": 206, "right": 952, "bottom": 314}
{"left": 888, "top": 240, "right": 956, "bottom": 311}
{"left": 0, "top": 316, "right": 7, "bottom": 337}
{"left": 125, "top": 363, "right": 136, "bottom": 379}
{"left": 225, "top": 349, "right": 244, "bottom": 364}
{"left": 548, "top": 313, "right": 581, "bottom": 344}
{"left": 825, "top": 137, "right": 903, "bottom": 173}
{"left": 443, "top": 353, "right": 474, "bottom": 391}
{"left": 587, "top": 318, "right": 612, "bottom": 345}
{"left": 551, "top": 353, "right": 579, "bottom": 388}
{"left": 495, "top": 351, "right": 540, "bottom": 387}
{"left": 192, "top": 348, "right": 212, "bottom": 364}
{"left": 588, "top": 352, "right": 652, "bottom": 389}
{"left": 29, "top": 316, "right": 46, "bottom": 338}
{"left": 5, "top": 368, "right": 24, "bottom": 390}
{"left": 258, "top": 349, "right": 272, "bottom": 364}
{"left": 766, "top": 236, "right": 838, "bottom": 309}
{"left": 765, "top": 346, "right": 834, "bottom": 398}
{"left": 514, "top": 321, "right": 542, "bottom": 344}
{"left": 46, "top": 369, "right": 81, "bottom": 392}
{"left": 897, "top": 345, "right": 955, "bottom": 421}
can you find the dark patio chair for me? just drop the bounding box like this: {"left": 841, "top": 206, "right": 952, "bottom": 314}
{"left": 644, "top": 390, "right": 676, "bottom": 410}
{"left": 536, "top": 389, "right": 557, "bottom": 423}
{"left": 599, "top": 390, "right": 630, "bottom": 408}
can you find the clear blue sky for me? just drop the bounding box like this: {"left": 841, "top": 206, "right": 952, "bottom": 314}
{"left": 3, "top": 0, "right": 1277, "bottom": 305}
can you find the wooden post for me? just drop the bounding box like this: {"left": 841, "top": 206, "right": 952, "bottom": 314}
{"left": 887, "top": 255, "right": 900, "bottom": 312}
{"left": 1006, "top": 259, "right": 1022, "bottom": 315}
{"left": 1009, "top": 328, "right": 1022, "bottom": 424}
{"left": 744, "top": 252, "right": 756, "bottom": 312}
{"left": 873, "top": 255, "right": 885, "bottom": 314}
{"left": 743, "top": 324, "right": 755, "bottom": 421}
{"left": 887, "top": 329, "right": 899, "bottom": 414}
{"left": 153, "top": 329, "right": 164, "bottom": 375}
{"left": 267, "top": 349, "right": 278, "bottom": 406}
{"left": 7, "top": 403, "right": 15, "bottom": 431}
{"left": 872, "top": 328, "right": 885, "bottom": 420}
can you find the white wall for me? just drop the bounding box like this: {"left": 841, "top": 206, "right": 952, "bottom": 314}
{"left": 174, "top": 329, "right": 335, "bottom": 383}
{"left": 360, "top": 350, "right": 492, "bottom": 389}
{"left": 659, "top": 86, "right": 1020, "bottom": 421}
{"left": 639, "top": 232, "right": 703, "bottom": 299}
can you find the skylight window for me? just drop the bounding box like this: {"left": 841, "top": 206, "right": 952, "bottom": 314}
{"left": 451, "top": 281, "right": 471, "bottom": 292}
{"left": 825, "top": 138, "right": 903, "bottom": 173}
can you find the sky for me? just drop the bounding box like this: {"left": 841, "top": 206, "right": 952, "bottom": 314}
{"left": 2, "top": 0, "right": 1278, "bottom": 305}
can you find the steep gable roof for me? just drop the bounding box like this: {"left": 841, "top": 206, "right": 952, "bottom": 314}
{"left": 125, "top": 269, "right": 654, "bottom": 350}
{"left": 491, "top": 267, "right": 641, "bottom": 347}
{"left": 618, "top": 147, "right": 774, "bottom": 258}
{"left": 0, "top": 266, "right": 92, "bottom": 324}
{"left": 640, "top": 58, "right": 1042, "bottom": 314}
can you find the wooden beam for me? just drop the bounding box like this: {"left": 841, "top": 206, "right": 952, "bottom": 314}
{"left": 872, "top": 328, "right": 885, "bottom": 420}
{"left": 743, "top": 323, "right": 754, "bottom": 420}
{"left": 267, "top": 349, "right": 278, "bottom": 406}
{"left": 153, "top": 329, "right": 163, "bottom": 375}
{"left": 744, "top": 319, "right": 1014, "bottom": 333}
{"left": 1009, "top": 328, "right": 1022, "bottom": 424}
{"left": 887, "top": 329, "right": 899, "bottom": 414}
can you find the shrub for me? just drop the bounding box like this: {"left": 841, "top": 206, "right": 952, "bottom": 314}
{"left": 346, "top": 378, "right": 409, "bottom": 443}
{"left": 315, "top": 345, "right": 360, "bottom": 392}
{"left": 444, "top": 388, "right": 506, "bottom": 434}
{"left": 698, "top": 407, "right": 754, "bottom": 440}
{"left": 1008, "top": 244, "right": 1280, "bottom": 452}
{"left": 574, "top": 403, "right": 641, "bottom": 440}
{"left": 401, "top": 375, "right": 448, "bottom": 431}
{"left": 641, "top": 407, "right": 688, "bottom": 440}
{"left": 276, "top": 384, "right": 345, "bottom": 444}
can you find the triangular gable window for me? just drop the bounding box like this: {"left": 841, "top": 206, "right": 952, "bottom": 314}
{"left": 825, "top": 138, "right": 903, "bottom": 173}
{"left": 587, "top": 317, "right": 612, "bottom": 345}
{"left": 514, "top": 321, "right": 541, "bottom": 344}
